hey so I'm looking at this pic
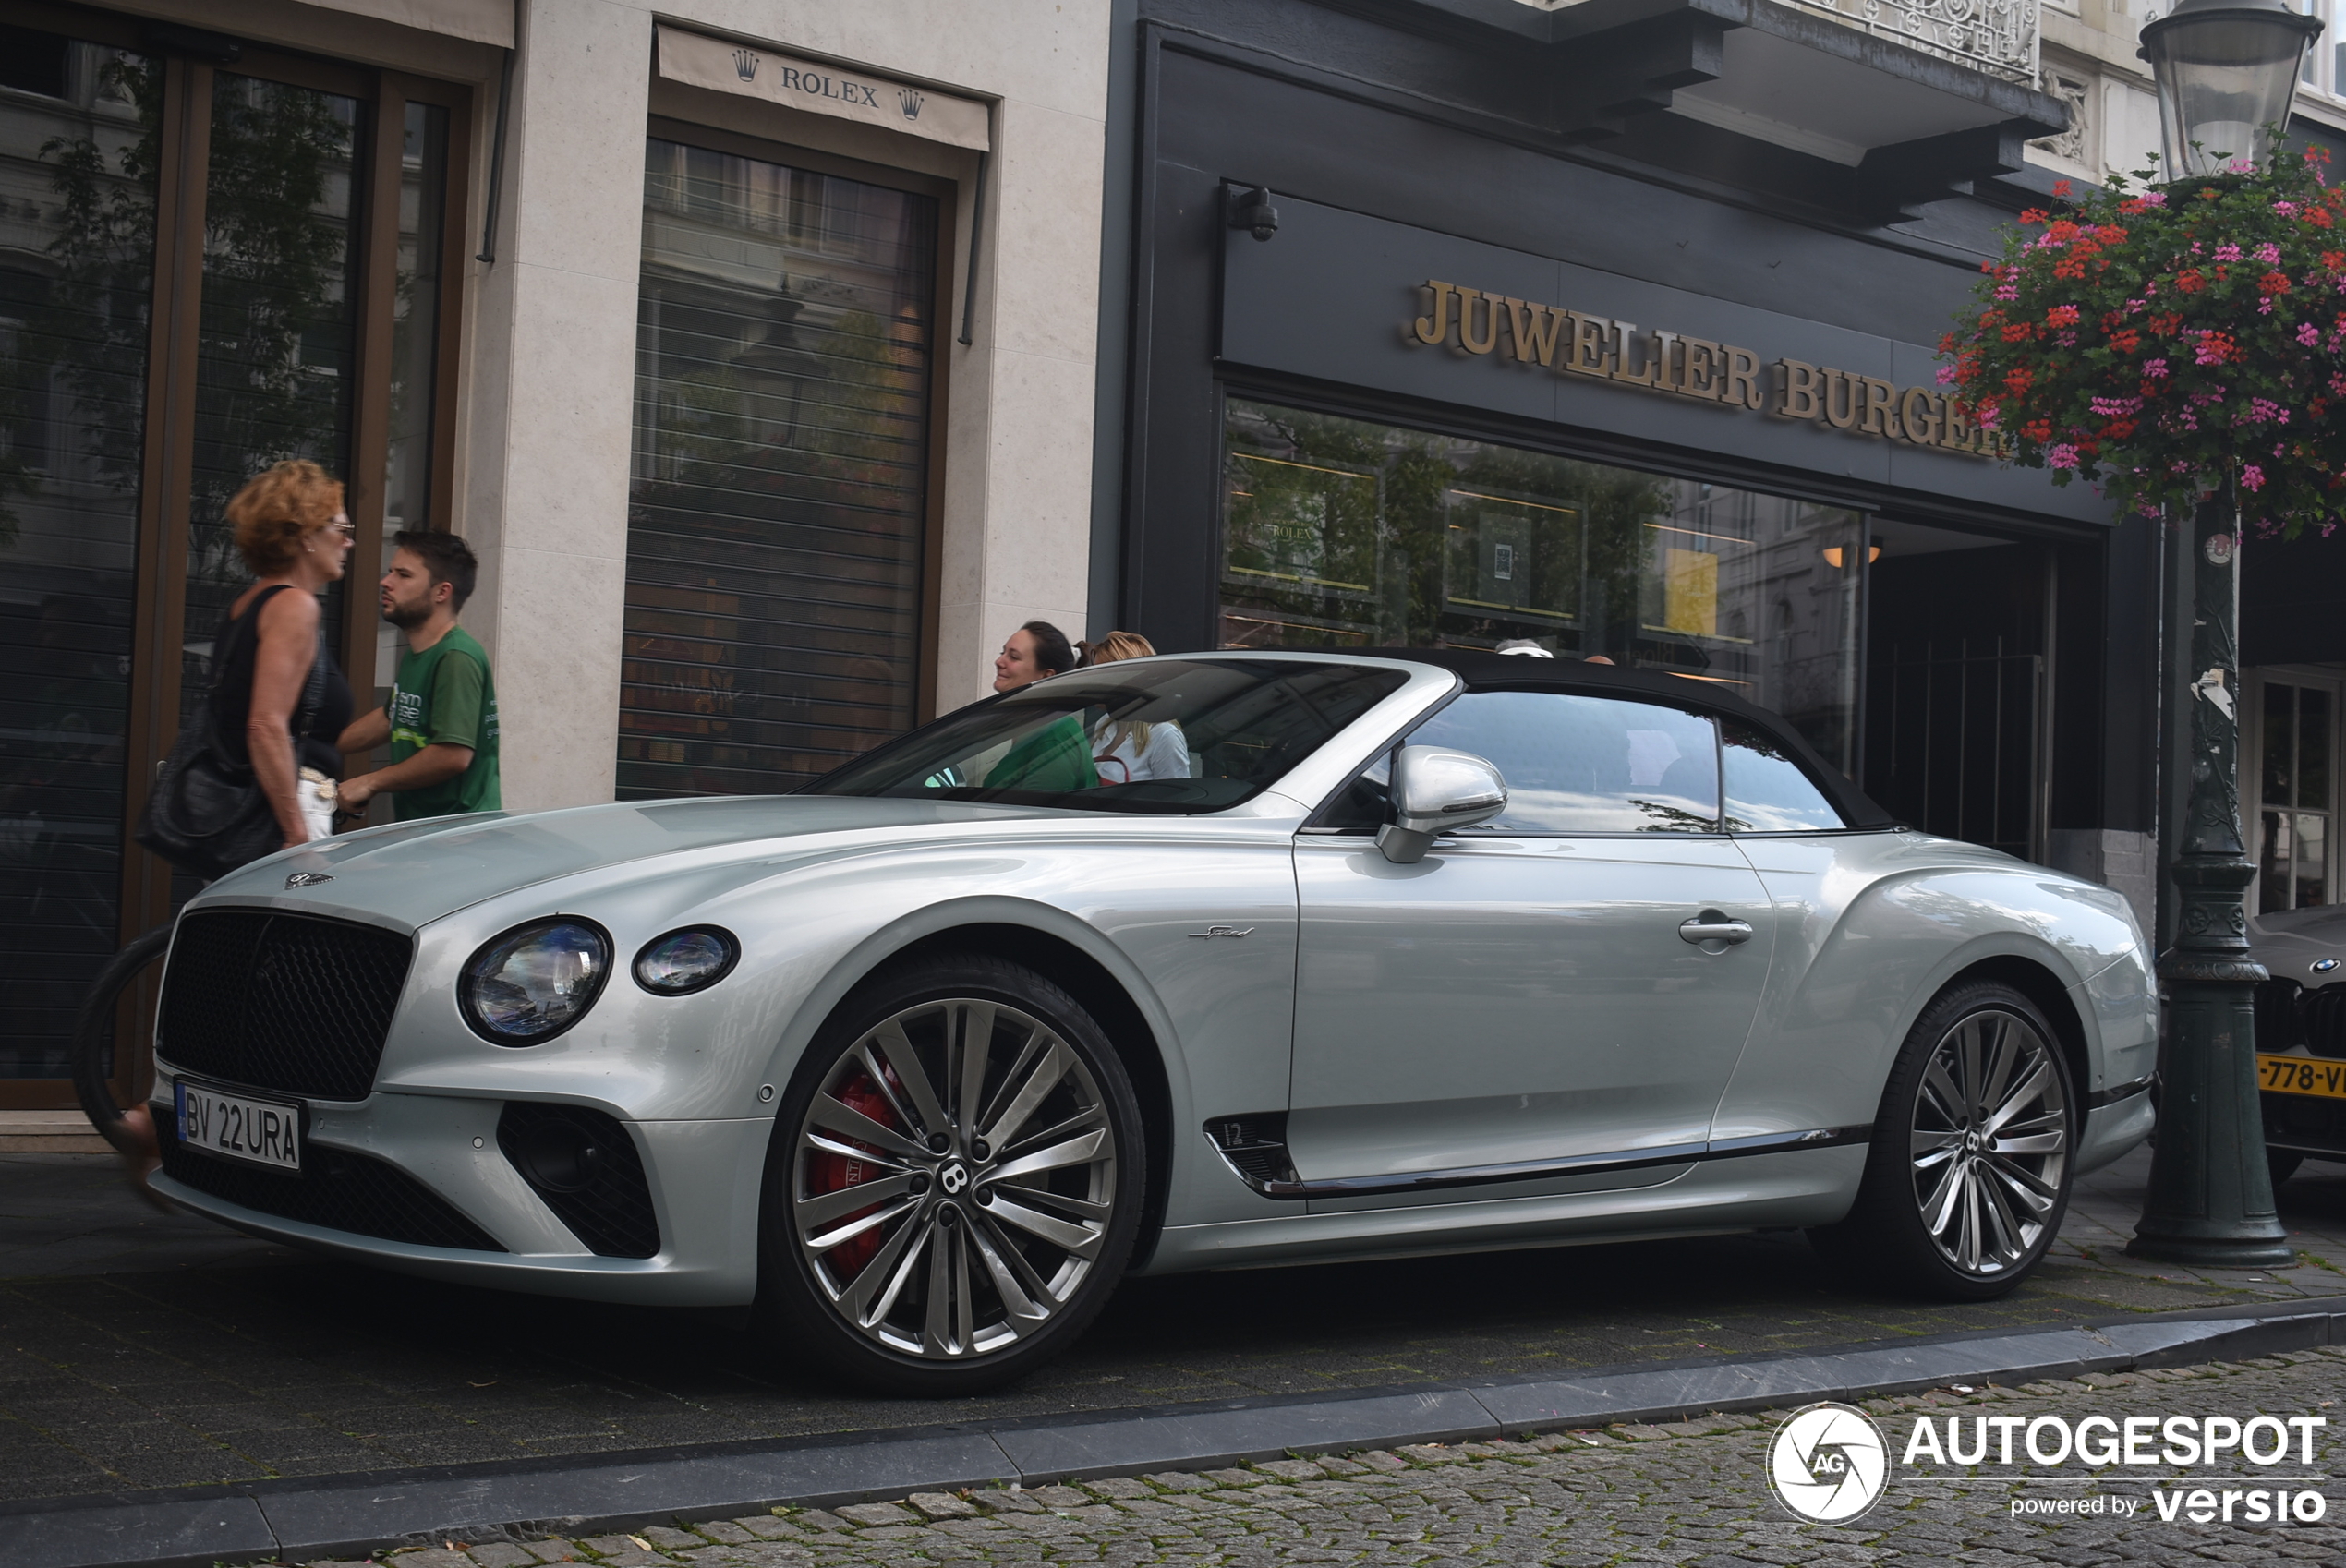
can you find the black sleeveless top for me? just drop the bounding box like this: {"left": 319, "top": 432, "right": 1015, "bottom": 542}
{"left": 212, "top": 585, "right": 355, "bottom": 777}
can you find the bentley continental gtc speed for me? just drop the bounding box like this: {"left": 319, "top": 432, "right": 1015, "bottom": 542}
{"left": 148, "top": 650, "right": 2156, "bottom": 1393}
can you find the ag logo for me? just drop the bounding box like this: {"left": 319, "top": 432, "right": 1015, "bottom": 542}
{"left": 1766, "top": 1401, "right": 1890, "bottom": 1523}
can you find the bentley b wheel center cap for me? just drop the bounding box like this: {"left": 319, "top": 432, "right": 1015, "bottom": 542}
{"left": 940, "top": 1162, "right": 969, "bottom": 1195}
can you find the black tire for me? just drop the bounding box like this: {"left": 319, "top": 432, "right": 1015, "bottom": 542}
{"left": 69, "top": 923, "right": 174, "bottom": 1158}
{"left": 2269, "top": 1149, "right": 2304, "bottom": 1190}
{"left": 755, "top": 951, "right": 1146, "bottom": 1395}
{"left": 1810, "top": 981, "right": 2075, "bottom": 1301}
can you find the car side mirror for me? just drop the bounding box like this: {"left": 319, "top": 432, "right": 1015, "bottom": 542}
{"left": 1375, "top": 745, "right": 1507, "bottom": 864}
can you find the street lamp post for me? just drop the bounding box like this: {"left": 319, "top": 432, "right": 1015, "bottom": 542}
{"left": 2124, "top": 0, "right": 2319, "bottom": 1269}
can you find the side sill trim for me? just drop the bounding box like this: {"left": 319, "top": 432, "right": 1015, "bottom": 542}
{"left": 1228, "top": 1124, "right": 1874, "bottom": 1201}
{"left": 2085, "top": 1073, "right": 2155, "bottom": 1111}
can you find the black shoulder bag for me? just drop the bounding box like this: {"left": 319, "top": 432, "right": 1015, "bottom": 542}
{"left": 134, "top": 585, "right": 329, "bottom": 880}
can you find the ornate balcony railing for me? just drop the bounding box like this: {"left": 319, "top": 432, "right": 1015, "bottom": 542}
{"left": 1768, "top": 0, "right": 2039, "bottom": 83}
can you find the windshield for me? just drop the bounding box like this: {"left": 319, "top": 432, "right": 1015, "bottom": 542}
{"left": 804, "top": 658, "right": 1409, "bottom": 814}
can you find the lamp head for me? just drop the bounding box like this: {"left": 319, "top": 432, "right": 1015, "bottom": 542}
{"left": 2138, "top": 0, "right": 2322, "bottom": 176}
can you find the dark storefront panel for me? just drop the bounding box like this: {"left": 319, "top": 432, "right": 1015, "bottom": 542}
{"left": 622, "top": 135, "right": 939, "bottom": 798}
{"left": 0, "top": 14, "right": 466, "bottom": 1096}
{"left": 1111, "top": 13, "right": 2138, "bottom": 872}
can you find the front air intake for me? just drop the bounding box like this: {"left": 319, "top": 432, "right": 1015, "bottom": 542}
{"left": 498, "top": 1102, "right": 661, "bottom": 1259}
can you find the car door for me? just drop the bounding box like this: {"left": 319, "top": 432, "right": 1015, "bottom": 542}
{"left": 1287, "top": 688, "right": 1775, "bottom": 1206}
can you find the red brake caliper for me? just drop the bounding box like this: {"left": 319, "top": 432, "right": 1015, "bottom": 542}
{"left": 810, "top": 1064, "right": 907, "bottom": 1283}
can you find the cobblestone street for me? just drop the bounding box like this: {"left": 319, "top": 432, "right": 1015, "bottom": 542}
{"left": 310, "top": 1347, "right": 2346, "bottom": 1567}
{"left": 8, "top": 1144, "right": 2346, "bottom": 1506}
{"left": 4, "top": 1139, "right": 2346, "bottom": 1500}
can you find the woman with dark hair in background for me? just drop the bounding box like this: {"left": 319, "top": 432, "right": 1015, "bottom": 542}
{"left": 984, "top": 620, "right": 1094, "bottom": 791}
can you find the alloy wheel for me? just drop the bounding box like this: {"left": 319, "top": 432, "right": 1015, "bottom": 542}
{"left": 1908, "top": 1007, "right": 2070, "bottom": 1276}
{"left": 790, "top": 998, "right": 1119, "bottom": 1360}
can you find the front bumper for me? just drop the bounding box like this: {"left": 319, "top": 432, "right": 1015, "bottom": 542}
{"left": 151, "top": 1067, "right": 772, "bottom": 1306}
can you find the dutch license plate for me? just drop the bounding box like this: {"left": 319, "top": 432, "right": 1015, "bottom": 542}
{"left": 175, "top": 1080, "right": 302, "bottom": 1172}
{"left": 2258, "top": 1054, "right": 2346, "bottom": 1101}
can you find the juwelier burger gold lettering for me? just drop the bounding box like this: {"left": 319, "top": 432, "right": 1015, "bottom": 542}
{"left": 1406, "top": 279, "right": 2007, "bottom": 459}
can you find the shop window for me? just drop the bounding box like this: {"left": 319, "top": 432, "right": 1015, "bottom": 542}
{"left": 0, "top": 19, "right": 466, "bottom": 1100}
{"left": 622, "top": 135, "right": 942, "bottom": 798}
{"left": 1220, "top": 398, "right": 1863, "bottom": 773}
{"left": 2260, "top": 679, "right": 2336, "bottom": 911}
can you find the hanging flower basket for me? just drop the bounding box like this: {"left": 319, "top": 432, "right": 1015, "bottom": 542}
{"left": 1941, "top": 140, "right": 2346, "bottom": 538}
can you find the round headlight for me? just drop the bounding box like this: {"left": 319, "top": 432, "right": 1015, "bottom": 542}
{"left": 461, "top": 919, "right": 611, "bottom": 1044}
{"left": 634, "top": 926, "right": 739, "bottom": 995}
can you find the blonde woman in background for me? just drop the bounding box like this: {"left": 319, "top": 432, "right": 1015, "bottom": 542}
{"left": 1077, "top": 631, "right": 1191, "bottom": 783}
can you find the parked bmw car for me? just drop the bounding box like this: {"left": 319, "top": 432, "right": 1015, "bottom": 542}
{"left": 2246, "top": 902, "right": 2346, "bottom": 1186}
{"left": 147, "top": 649, "right": 2156, "bottom": 1393}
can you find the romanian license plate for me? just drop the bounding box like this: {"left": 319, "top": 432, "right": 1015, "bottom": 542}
{"left": 175, "top": 1080, "right": 302, "bottom": 1172}
{"left": 2258, "top": 1054, "right": 2346, "bottom": 1101}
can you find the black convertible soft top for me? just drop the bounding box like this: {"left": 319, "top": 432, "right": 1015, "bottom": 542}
{"left": 1348, "top": 646, "right": 1899, "bottom": 831}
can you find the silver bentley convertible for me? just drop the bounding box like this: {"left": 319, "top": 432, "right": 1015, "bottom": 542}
{"left": 148, "top": 649, "right": 2156, "bottom": 1392}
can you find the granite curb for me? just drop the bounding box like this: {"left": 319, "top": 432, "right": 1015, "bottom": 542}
{"left": 14, "top": 1294, "right": 2346, "bottom": 1568}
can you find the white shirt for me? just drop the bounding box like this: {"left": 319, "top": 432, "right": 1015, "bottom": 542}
{"left": 1092, "top": 720, "right": 1191, "bottom": 784}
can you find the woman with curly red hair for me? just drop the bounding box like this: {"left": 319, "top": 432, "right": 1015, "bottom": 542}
{"left": 215, "top": 459, "right": 356, "bottom": 850}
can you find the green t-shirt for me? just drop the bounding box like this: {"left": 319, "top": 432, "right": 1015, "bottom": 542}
{"left": 389, "top": 626, "right": 501, "bottom": 820}
{"left": 984, "top": 716, "right": 1097, "bottom": 794}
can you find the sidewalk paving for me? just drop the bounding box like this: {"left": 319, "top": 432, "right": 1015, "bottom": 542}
{"left": 3, "top": 1142, "right": 2344, "bottom": 1512}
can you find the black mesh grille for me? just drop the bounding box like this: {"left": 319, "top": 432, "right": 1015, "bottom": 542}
{"left": 498, "top": 1102, "right": 661, "bottom": 1259}
{"left": 158, "top": 911, "right": 413, "bottom": 1101}
{"left": 158, "top": 1117, "right": 504, "bottom": 1251}
{"left": 2307, "top": 986, "right": 2346, "bottom": 1060}
{"left": 2255, "top": 978, "right": 2304, "bottom": 1053}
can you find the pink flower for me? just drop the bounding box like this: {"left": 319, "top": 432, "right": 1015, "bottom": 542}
{"left": 2144, "top": 358, "right": 2171, "bottom": 377}
{"left": 2251, "top": 397, "right": 2292, "bottom": 425}
{"left": 2277, "top": 201, "right": 2302, "bottom": 216}
{"left": 1936, "top": 365, "right": 1958, "bottom": 386}
{"left": 2216, "top": 243, "right": 2244, "bottom": 262}
{"left": 2141, "top": 191, "right": 2169, "bottom": 208}
{"left": 2049, "top": 444, "right": 2081, "bottom": 469}
{"left": 1995, "top": 283, "right": 2020, "bottom": 301}
{"left": 2302, "top": 322, "right": 2323, "bottom": 346}
{"left": 2256, "top": 242, "right": 2284, "bottom": 264}
{"left": 2243, "top": 464, "right": 2267, "bottom": 490}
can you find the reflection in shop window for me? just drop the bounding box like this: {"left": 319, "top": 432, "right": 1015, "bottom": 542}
{"left": 623, "top": 139, "right": 937, "bottom": 798}
{"left": 0, "top": 33, "right": 156, "bottom": 1077}
{"left": 1220, "top": 399, "right": 1863, "bottom": 774}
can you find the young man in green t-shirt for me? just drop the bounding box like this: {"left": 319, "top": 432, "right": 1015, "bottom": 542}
{"left": 336, "top": 530, "right": 502, "bottom": 821}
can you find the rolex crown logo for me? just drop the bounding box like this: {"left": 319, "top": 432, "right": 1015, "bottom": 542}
{"left": 732, "top": 48, "right": 758, "bottom": 81}
{"left": 899, "top": 88, "right": 924, "bottom": 119}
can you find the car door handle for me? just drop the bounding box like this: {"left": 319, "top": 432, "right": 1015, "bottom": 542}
{"left": 1679, "top": 914, "right": 1755, "bottom": 946}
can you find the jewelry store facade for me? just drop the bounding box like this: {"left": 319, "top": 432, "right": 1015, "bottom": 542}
{"left": 0, "top": 0, "right": 1109, "bottom": 1100}
{"left": 1094, "top": 0, "right": 2164, "bottom": 929}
